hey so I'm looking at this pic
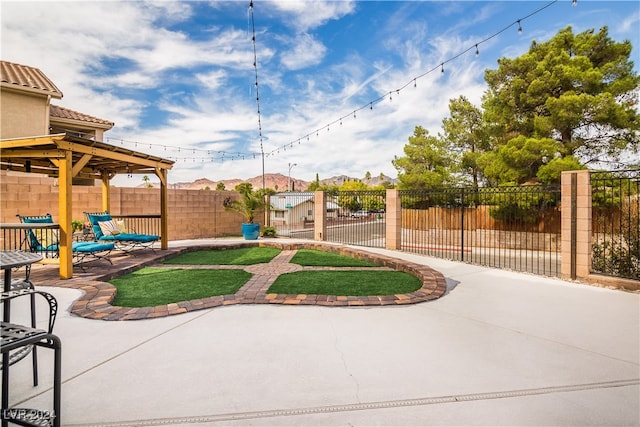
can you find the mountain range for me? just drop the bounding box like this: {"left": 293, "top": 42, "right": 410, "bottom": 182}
{"left": 148, "top": 173, "right": 398, "bottom": 191}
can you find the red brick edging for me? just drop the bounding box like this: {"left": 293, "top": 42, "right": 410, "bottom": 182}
{"left": 31, "top": 242, "right": 448, "bottom": 321}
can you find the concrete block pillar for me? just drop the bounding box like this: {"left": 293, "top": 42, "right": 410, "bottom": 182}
{"left": 314, "top": 191, "right": 327, "bottom": 241}
{"left": 561, "top": 170, "right": 592, "bottom": 280}
{"left": 386, "top": 189, "right": 401, "bottom": 250}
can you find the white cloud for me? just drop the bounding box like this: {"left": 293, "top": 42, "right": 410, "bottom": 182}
{"left": 195, "top": 70, "right": 229, "bottom": 91}
{"left": 267, "top": 0, "right": 356, "bottom": 32}
{"left": 280, "top": 33, "right": 327, "bottom": 70}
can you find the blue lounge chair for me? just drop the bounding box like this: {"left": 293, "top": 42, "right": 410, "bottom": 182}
{"left": 17, "top": 214, "right": 114, "bottom": 270}
{"left": 85, "top": 211, "right": 159, "bottom": 254}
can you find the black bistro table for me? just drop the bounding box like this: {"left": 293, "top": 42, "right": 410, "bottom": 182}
{"left": 1, "top": 251, "right": 42, "bottom": 323}
{"left": 1, "top": 251, "right": 61, "bottom": 427}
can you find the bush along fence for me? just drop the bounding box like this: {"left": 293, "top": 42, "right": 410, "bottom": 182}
{"left": 590, "top": 169, "right": 639, "bottom": 281}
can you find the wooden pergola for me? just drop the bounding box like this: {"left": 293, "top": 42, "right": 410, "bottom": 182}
{"left": 0, "top": 133, "right": 174, "bottom": 278}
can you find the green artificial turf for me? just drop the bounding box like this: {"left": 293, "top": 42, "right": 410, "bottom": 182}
{"left": 267, "top": 270, "right": 422, "bottom": 296}
{"left": 163, "top": 247, "right": 281, "bottom": 265}
{"left": 290, "top": 249, "right": 380, "bottom": 267}
{"left": 110, "top": 247, "right": 420, "bottom": 307}
{"left": 110, "top": 268, "right": 251, "bottom": 307}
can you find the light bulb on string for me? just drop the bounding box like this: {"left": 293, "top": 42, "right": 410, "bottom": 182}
{"left": 517, "top": 20, "right": 522, "bottom": 34}
{"left": 475, "top": 44, "right": 479, "bottom": 56}
{"left": 441, "top": 63, "right": 445, "bottom": 73}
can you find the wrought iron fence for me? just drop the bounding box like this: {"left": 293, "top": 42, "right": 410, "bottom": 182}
{"left": 400, "top": 185, "right": 561, "bottom": 276}
{"left": 324, "top": 191, "right": 386, "bottom": 247}
{"left": 591, "top": 169, "right": 640, "bottom": 280}
{"left": 1, "top": 223, "right": 61, "bottom": 257}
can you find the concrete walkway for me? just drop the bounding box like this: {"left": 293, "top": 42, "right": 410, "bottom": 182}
{"left": 5, "top": 239, "right": 639, "bottom": 426}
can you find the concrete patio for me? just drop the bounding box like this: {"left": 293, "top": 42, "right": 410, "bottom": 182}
{"left": 4, "top": 238, "right": 639, "bottom": 426}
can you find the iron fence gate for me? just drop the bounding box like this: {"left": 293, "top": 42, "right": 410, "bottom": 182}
{"left": 400, "top": 185, "right": 561, "bottom": 276}
{"left": 591, "top": 169, "right": 640, "bottom": 280}
{"left": 268, "top": 192, "right": 316, "bottom": 239}
{"left": 324, "top": 190, "right": 386, "bottom": 247}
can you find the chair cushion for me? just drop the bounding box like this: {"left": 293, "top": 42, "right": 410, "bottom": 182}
{"left": 114, "top": 233, "right": 159, "bottom": 243}
{"left": 87, "top": 213, "right": 112, "bottom": 239}
{"left": 73, "top": 242, "right": 115, "bottom": 253}
{"left": 21, "top": 215, "right": 55, "bottom": 250}
{"left": 22, "top": 216, "right": 53, "bottom": 224}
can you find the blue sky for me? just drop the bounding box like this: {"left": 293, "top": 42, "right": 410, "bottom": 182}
{"left": 2, "top": 1, "right": 639, "bottom": 186}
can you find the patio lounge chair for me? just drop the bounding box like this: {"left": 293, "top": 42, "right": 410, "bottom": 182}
{"left": 85, "top": 211, "right": 159, "bottom": 253}
{"left": 17, "top": 214, "right": 114, "bottom": 270}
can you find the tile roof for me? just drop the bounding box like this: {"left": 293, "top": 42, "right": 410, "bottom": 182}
{"left": 0, "top": 60, "right": 63, "bottom": 98}
{"left": 50, "top": 104, "right": 114, "bottom": 127}
{"left": 270, "top": 192, "right": 340, "bottom": 210}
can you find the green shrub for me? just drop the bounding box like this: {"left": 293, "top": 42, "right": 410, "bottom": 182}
{"left": 262, "top": 226, "right": 277, "bottom": 237}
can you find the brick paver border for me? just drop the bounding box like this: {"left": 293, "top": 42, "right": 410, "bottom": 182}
{"left": 30, "top": 241, "right": 448, "bottom": 321}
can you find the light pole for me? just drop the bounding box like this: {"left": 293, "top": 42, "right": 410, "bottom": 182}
{"left": 288, "top": 163, "right": 297, "bottom": 192}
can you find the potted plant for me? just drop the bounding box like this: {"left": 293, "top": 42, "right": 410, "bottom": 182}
{"left": 72, "top": 219, "right": 84, "bottom": 233}
{"left": 223, "top": 183, "right": 268, "bottom": 240}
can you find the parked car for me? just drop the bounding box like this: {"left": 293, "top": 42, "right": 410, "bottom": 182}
{"left": 351, "top": 210, "right": 369, "bottom": 218}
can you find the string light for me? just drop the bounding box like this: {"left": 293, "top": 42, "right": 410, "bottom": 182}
{"left": 249, "top": 0, "right": 266, "bottom": 191}
{"left": 105, "top": 0, "right": 565, "bottom": 165}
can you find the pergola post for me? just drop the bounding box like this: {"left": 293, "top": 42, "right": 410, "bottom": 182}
{"left": 58, "top": 151, "right": 73, "bottom": 279}
{"left": 158, "top": 168, "right": 169, "bottom": 250}
{"left": 101, "top": 171, "right": 111, "bottom": 212}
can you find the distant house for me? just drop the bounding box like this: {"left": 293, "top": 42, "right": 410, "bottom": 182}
{"left": 0, "top": 60, "right": 113, "bottom": 141}
{"left": 270, "top": 192, "right": 341, "bottom": 226}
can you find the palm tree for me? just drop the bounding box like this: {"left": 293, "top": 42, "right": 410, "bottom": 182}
{"left": 142, "top": 175, "right": 153, "bottom": 188}
{"left": 224, "top": 184, "right": 267, "bottom": 223}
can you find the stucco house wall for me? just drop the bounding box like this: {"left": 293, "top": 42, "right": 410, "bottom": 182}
{"left": 0, "top": 87, "right": 51, "bottom": 139}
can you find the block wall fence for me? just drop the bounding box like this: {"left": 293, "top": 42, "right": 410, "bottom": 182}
{"left": 0, "top": 171, "right": 245, "bottom": 239}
